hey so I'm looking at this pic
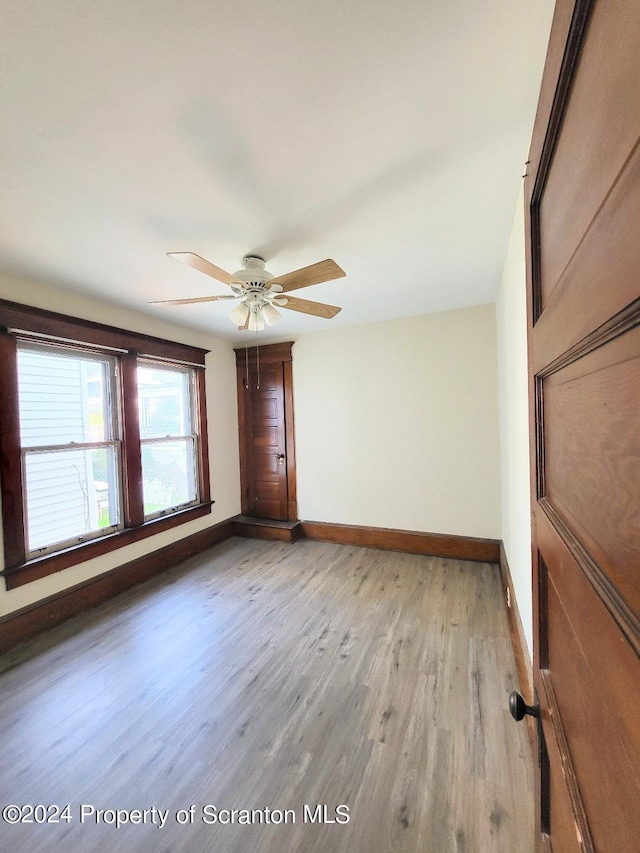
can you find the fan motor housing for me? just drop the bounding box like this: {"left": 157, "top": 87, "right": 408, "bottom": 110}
{"left": 234, "top": 256, "right": 273, "bottom": 289}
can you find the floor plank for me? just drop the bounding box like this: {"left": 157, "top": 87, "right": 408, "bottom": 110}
{"left": 0, "top": 537, "right": 534, "bottom": 852}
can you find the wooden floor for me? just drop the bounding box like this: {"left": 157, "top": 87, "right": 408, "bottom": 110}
{"left": 0, "top": 537, "right": 534, "bottom": 852}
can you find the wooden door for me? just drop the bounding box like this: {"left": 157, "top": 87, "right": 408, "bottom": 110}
{"left": 525, "top": 1, "right": 640, "bottom": 850}
{"left": 235, "top": 342, "right": 297, "bottom": 521}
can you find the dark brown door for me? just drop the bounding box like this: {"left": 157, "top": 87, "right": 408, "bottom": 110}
{"left": 525, "top": 1, "right": 640, "bottom": 850}
{"left": 235, "top": 342, "right": 297, "bottom": 521}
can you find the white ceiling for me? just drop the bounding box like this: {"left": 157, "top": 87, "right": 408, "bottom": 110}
{"left": 0, "top": 0, "right": 554, "bottom": 343}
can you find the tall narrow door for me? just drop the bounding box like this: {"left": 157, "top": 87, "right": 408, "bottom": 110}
{"left": 235, "top": 342, "right": 297, "bottom": 521}
{"left": 525, "top": 1, "right": 640, "bottom": 850}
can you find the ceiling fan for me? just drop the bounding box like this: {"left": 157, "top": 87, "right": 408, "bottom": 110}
{"left": 151, "top": 253, "right": 346, "bottom": 331}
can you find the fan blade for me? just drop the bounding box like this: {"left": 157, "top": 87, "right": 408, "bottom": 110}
{"left": 150, "top": 295, "right": 237, "bottom": 305}
{"left": 269, "top": 259, "right": 345, "bottom": 292}
{"left": 279, "top": 295, "right": 341, "bottom": 319}
{"left": 167, "top": 252, "right": 243, "bottom": 286}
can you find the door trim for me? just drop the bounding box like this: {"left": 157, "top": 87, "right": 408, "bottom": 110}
{"left": 234, "top": 341, "right": 298, "bottom": 522}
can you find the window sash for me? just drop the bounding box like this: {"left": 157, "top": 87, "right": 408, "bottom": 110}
{"left": 17, "top": 341, "right": 120, "bottom": 448}
{"left": 140, "top": 436, "right": 199, "bottom": 519}
{"left": 137, "top": 361, "right": 200, "bottom": 520}
{"left": 16, "top": 341, "right": 124, "bottom": 557}
{"left": 136, "top": 361, "right": 196, "bottom": 439}
{"left": 22, "top": 442, "right": 122, "bottom": 557}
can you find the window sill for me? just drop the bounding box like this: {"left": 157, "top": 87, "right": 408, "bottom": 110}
{"left": 2, "top": 502, "right": 214, "bottom": 590}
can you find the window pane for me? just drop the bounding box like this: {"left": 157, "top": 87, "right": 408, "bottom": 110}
{"left": 24, "top": 446, "right": 120, "bottom": 553}
{"left": 137, "top": 366, "right": 192, "bottom": 439}
{"left": 17, "top": 347, "right": 112, "bottom": 447}
{"left": 141, "top": 439, "right": 197, "bottom": 516}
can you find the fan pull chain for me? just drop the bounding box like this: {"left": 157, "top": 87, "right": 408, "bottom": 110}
{"left": 255, "top": 329, "right": 260, "bottom": 390}
{"left": 244, "top": 331, "right": 249, "bottom": 390}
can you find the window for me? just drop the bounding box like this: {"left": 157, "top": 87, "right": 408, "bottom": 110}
{"left": 137, "top": 363, "right": 198, "bottom": 519}
{"left": 0, "top": 298, "right": 211, "bottom": 589}
{"left": 17, "top": 344, "right": 121, "bottom": 557}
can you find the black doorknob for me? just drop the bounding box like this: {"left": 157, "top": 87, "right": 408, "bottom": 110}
{"left": 509, "top": 690, "right": 539, "bottom": 721}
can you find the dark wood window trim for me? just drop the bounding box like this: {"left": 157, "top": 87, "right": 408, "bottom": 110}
{"left": 0, "top": 298, "right": 208, "bottom": 364}
{"left": 0, "top": 298, "right": 212, "bottom": 590}
{"left": 119, "top": 350, "right": 144, "bottom": 528}
{"left": 0, "top": 333, "right": 26, "bottom": 568}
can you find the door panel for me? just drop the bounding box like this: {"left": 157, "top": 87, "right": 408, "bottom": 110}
{"left": 538, "top": 0, "right": 640, "bottom": 309}
{"left": 534, "top": 140, "right": 640, "bottom": 370}
{"left": 247, "top": 363, "right": 287, "bottom": 520}
{"left": 546, "top": 715, "right": 584, "bottom": 853}
{"left": 235, "top": 343, "right": 297, "bottom": 522}
{"left": 537, "top": 509, "right": 640, "bottom": 749}
{"left": 542, "top": 330, "right": 640, "bottom": 612}
{"left": 546, "top": 576, "right": 640, "bottom": 848}
{"left": 527, "top": 0, "right": 640, "bottom": 849}
{"left": 536, "top": 505, "right": 640, "bottom": 850}
{"left": 254, "top": 425, "right": 279, "bottom": 447}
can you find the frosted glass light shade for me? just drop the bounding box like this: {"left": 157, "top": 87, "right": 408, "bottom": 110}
{"left": 261, "top": 303, "right": 281, "bottom": 326}
{"left": 229, "top": 302, "right": 249, "bottom": 326}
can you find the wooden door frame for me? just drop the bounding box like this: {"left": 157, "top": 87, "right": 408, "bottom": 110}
{"left": 234, "top": 341, "right": 298, "bottom": 521}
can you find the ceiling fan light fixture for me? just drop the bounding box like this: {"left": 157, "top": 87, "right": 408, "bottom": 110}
{"left": 161, "top": 253, "right": 345, "bottom": 327}
{"left": 229, "top": 302, "right": 249, "bottom": 326}
{"left": 261, "top": 302, "right": 281, "bottom": 326}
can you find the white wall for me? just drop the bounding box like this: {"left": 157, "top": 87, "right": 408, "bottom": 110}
{"left": 496, "top": 184, "right": 533, "bottom": 658}
{"left": 0, "top": 273, "right": 241, "bottom": 617}
{"left": 292, "top": 304, "right": 501, "bottom": 539}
